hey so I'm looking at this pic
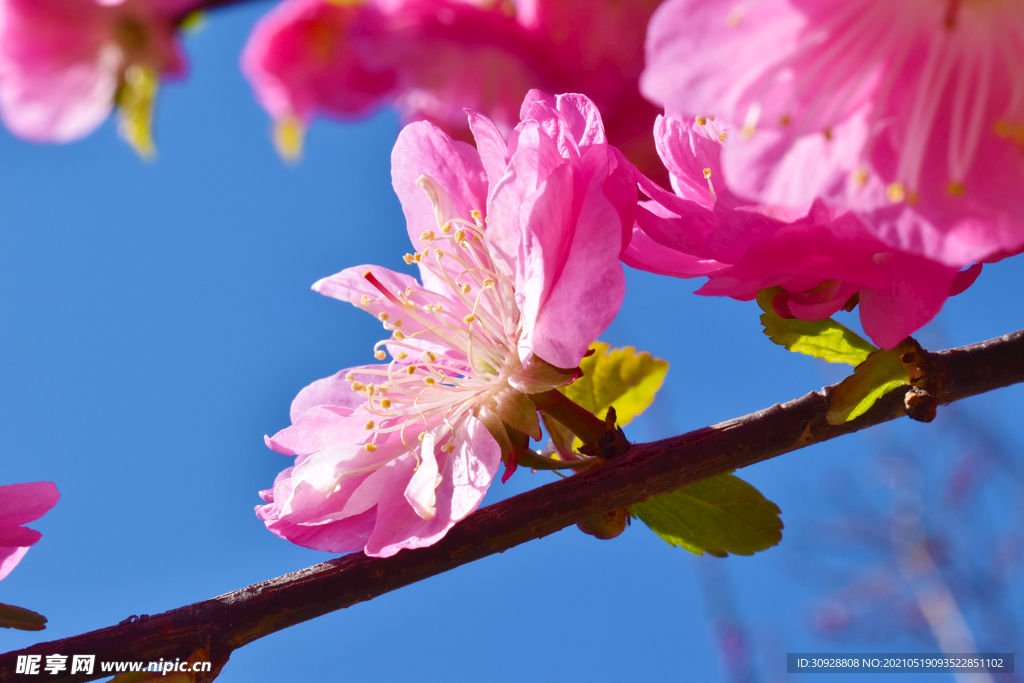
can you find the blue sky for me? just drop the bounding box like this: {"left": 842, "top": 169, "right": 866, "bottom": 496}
{"left": 1, "top": 4, "right": 1022, "bottom": 682}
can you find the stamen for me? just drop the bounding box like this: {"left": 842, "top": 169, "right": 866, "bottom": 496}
{"left": 365, "top": 443, "right": 377, "bottom": 452}
{"left": 393, "top": 330, "right": 405, "bottom": 341}
{"left": 886, "top": 182, "right": 906, "bottom": 203}
{"left": 351, "top": 381, "right": 365, "bottom": 392}
{"left": 375, "top": 350, "right": 386, "bottom": 360}
{"left": 381, "top": 398, "right": 392, "bottom": 409}
{"left": 378, "top": 312, "right": 389, "bottom": 322}
{"left": 365, "top": 420, "right": 375, "bottom": 430}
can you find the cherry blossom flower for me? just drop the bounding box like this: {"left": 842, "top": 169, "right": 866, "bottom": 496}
{"left": 257, "top": 91, "right": 634, "bottom": 557}
{"left": 641, "top": 0, "right": 1024, "bottom": 268}
{"left": 623, "top": 114, "right": 981, "bottom": 349}
{"left": 0, "top": 0, "right": 192, "bottom": 154}
{"left": 0, "top": 482, "right": 59, "bottom": 581}
{"left": 240, "top": 0, "right": 664, "bottom": 177}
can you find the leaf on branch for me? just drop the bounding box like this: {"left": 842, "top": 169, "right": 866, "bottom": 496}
{"left": 0, "top": 602, "right": 47, "bottom": 631}
{"left": 756, "top": 287, "right": 876, "bottom": 365}
{"left": 630, "top": 474, "right": 783, "bottom": 557}
{"left": 115, "top": 64, "right": 159, "bottom": 159}
{"left": 826, "top": 349, "right": 911, "bottom": 424}
{"left": 560, "top": 342, "right": 668, "bottom": 426}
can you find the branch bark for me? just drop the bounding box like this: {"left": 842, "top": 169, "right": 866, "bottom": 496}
{"left": 3, "top": 330, "right": 1023, "bottom": 682}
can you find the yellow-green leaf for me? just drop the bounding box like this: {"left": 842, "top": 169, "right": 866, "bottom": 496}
{"left": 756, "top": 287, "right": 876, "bottom": 365}
{"left": 827, "top": 349, "right": 910, "bottom": 424}
{"left": 0, "top": 602, "right": 47, "bottom": 631}
{"left": 115, "top": 64, "right": 158, "bottom": 159}
{"left": 559, "top": 342, "right": 668, "bottom": 427}
{"left": 630, "top": 474, "right": 783, "bottom": 557}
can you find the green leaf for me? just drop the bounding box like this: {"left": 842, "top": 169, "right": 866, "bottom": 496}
{"left": 0, "top": 602, "right": 47, "bottom": 631}
{"left": 827, "top": 349, "right": 911, "bottom": 424}
{"left": 560, "top": 342, "right": 668, "bottom": 426}
{"left": 115, "top": 64, "right": 159, "bottom": 159}
{"left": 630, "top": 474, "right": 783, "bottom": 557}
{"left": 756, "top": 287, "right": 877, "bottom": 365}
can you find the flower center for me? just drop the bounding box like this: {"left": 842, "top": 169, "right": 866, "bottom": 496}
{"left": 734, "top": 0, "right": 1023, "bottom": 204}
{"left": 355, "top": 203, "right": 522, "bottom": 455}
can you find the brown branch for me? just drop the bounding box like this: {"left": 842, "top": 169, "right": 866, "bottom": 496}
{"left": 3, "top": 329, "right": 1023, "bottom": 682}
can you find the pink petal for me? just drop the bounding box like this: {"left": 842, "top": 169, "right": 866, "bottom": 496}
{"left": 266, "top": 405, "right": 367, "bottom": 456}
{"left": 365, "top": 416, "right": 499, "bottom": 557}
{"left": 288, "top": 364, "right": 380, "bottom": 423}
{"left": 0, "top": 482, "right": 59, "bottom": 528}
{"left": 0, "top": 546, "right": 30, "bottom": 582}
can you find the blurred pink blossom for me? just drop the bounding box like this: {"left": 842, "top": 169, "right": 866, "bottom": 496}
{"left": 0, "top": 482, "right": 59, "bottom": 581}
{"left": 0, "top": 0, "right": 190, "bottom": 144}
{"left": 623, "top": 114, "right": 980, "bottom": 349}
{"left": 641, "top": 0, "right": 1024, "bottom": 268}
{"left": 240, "top": 0, "right": 665, "bottom": 178}
{"left": 257, "top": 91, "right": 634, "bottom": 557}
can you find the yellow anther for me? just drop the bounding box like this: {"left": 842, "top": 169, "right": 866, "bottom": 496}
{"left": 396, "top": 352, "right": 408, "bottom": 360}
{"left": 425, "top": 377, "right": 436, "bottom": 386}
{"left": 461, "top": 283, "right": 471, "bottom": 294}
{"left": 780, "top": 115, "right": 791, "bottom": 126}
{"left": 886, "top": 182, "right": 906, "bottom": 203}
{"left": 435, "top": 249, "right": 444, "bottom": 259}
{"left": 421, "top": 230, "right": 435, "bottom": 241}
{"left": 413, "top": 253, "right": 422, "bottom": 263}
{"left": 455, "top": 229, "right": 466, "bottom": 242}
{"left": 947, "top": 181, "right": 966, "bottom": 197}
{"left": 365, "top": 383, "right": 375, "bottom": 396}
{"left": 394, "top": 319, "right": 403, "bottom": 328}
{"left": 471, "top": 209, "right": 482, "bottom": 220}
{"left": 482, "top": 278, "right": 495, "bottom": 288}
{"left": 360, "top": 294, "right": 371, "bottom": 306}
{"left": 854, "top": 169, "right": 869, "bottom": 186}
{"left": 695, "top": 115, "right": 707, "bottom": 126}
{"left": 350, "top": 381, "right": 365, "bottom": 392}
{"left": 405, "top": 287, "right": 414, "bottom": 296}
{"left": 823, "top": 128, "right": 833, "bottom": 140}
{"left": 403, "top": 254, "right": 414, "bottom": 265}
{"left": 443, "top": 444, "right": 456, "bottom": 453}
{"left": 432, "top": 304, "right": 443, "bottom": 313}
{"left": 441, "top": 222, "right": 452, "bottom": 233}
{"left": 719, "top": 131, "right": 727, "bottom": 142}
{"left": 418, "top": 432, "right": 426, "bottom": 442}
{"left": 427, "top": 352, "right": 438, "bottom": 362}
{"left": 741, "top": 125, "right": 755, "bottom": 138}
{"left": 345, "top": 372, "right": 355, "bottom": 381}
{"left": 365, "top": 443, "right": 377, "bottom": 452}
{"left": 364, "top": 420, "right": 375, "bottom": 430}
{"left": 380, "top": 398, "right": 392, "bottom": 409}
{"left": 375, "top": 350, "right": 386, "bottom": 360}
{"left": 463, "top": 314, "right": 476, "bottom": 323}
{"left": 378, "top": 312, "right": 390, "bottom": 322}
{"left": 703, "top": 168, "right": 712, "bottom": 179}
{"left": 405, "top": 300, "right": 414, "bottom": 308}
{"left": 393, "top": 330, "right": 405, "bottom": 341}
